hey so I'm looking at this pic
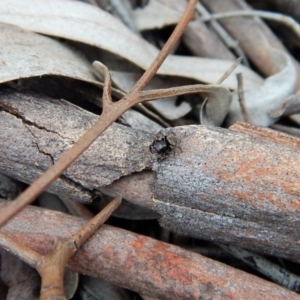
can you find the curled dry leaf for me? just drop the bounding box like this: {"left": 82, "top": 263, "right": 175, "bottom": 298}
{"left": 199, "top": 86, "right": 232, "bottom": 126}
{"left": 155, "top": 0, "right": 237, "bottom": 61}
{"left": 0, "top": 0, "right": 263, "bottom": 90}
{"left": 201, "top": 0, "right": 300, "bottom": 88}
{"left": 269, "top": 91, "right": 300, "bottom": 118}
{"left": 63, "top": 269, "right": 79, "bottom": 300}
{"left": 227, "top": 46, "right": 297, "bottom": 126}
{"left": 119, "top": 109, "right": 162, "bottom": 134}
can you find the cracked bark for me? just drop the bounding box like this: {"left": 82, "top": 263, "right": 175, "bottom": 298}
{"left": 1, "top": 88, "right": 300, "bottom": 261}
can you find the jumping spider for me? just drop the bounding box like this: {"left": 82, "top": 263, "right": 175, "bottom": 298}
{"left": 150, "top": 131, "right": 178, "bottom": 161}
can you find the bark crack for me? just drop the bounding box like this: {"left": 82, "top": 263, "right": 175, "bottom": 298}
{"left": 0, "top": 103, "right": 65, "bottom": 139}
{"left": 24, "top": 124, "right": 95, "bottom": 200}
{"left": 24, "top": 124, "right": 55, "bottom": 165}
{"left": 153, "top": 197, "right": 240, "bottom": 221}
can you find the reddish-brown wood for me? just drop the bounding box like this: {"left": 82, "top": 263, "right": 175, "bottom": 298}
{"left": 1, "top": 201, "right": 299, "bottom": 300}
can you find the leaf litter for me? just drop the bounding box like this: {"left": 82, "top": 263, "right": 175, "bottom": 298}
{"left": 0, "top": 0, "right": 300, "bottom": 299}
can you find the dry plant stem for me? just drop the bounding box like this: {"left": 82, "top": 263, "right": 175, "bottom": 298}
{"left": 236, "top": 73, "right": 252, "bottom": 123}
{"left": 0, "top": 198, "right": 121, "bottom": 300}
{"left": 201, "top": 10, "right": 300, "bottom": 40}
{"left": 39, "top": 197, "right": 122, "bottom": 300}
{"left": 140, "top": 84, "right": 226, "bottom": 101}
{"left": 217, "top": 57, "right": 242, "bottom": 84}
{"left": 0, "top": 0, "right": 198, "bottom": 227}
{"left": 131, "top": 0, "right": 198, "bottom": 92}
{"left": 196, "top": 3, "right": 250, "bottom": 67}
{"left": 217, "top": 243, "right": 300, "bottom": 292}
{"left": 0, "top": 232, "right": 40, "bottom": 267}
{"left": 70, "top": 197, "right": 121, "bottom": 248}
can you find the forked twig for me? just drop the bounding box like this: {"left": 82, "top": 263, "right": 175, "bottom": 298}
{"left": 0, "top": 0, "right": 198, "bottom": 227}
{"left": 0, "top": 197, "right": 121, "bottom": 299}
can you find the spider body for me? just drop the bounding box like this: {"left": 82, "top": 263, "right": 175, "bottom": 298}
{"left": 150, "top": 132, "right": 177, "bottom": 161}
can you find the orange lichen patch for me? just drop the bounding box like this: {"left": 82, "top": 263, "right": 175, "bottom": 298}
{"left": 131, "top": 235, "right": 147, "bottom": 250}
{"left": 216, "top": 186, "right": 299, "bottom": 214}
{"left": 277, "top": 179, "right": 300, "bottom": 198}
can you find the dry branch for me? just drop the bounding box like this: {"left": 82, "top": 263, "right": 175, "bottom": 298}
{"left": 1, "top": 89, "right": 300, "bottom": 261}
{"left": 0, "top": 200, "right": 298, "bottom": 300}
{"left": 0, "top": 0, "right": 198, "bottom": 227}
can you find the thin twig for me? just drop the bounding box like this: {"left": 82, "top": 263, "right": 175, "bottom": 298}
{"left": 217, "top": 57, "right": 242, "bottom": 84}
{"left": 0, "top": 198, "right": 121, "bottom": 299}
{"left": 218, "top": 243, "right": 300, "bottom": 292}
{"left": 139, "top": 83, "right": 230, "bottom": 101}
{"left": 0, "top": 0, "right": 198, "bottom": 227}
{"left": 196, "top": 3, "right": 250, "bottom": 67}
{"left": 131, "top": 0, "right": 198, "bottom": 92}
{"left": 135, "top": 103, "right": 171, "bottom": 128}
{"left": 200, "top": 10, "right": 300, "bottom": 40}
{"left": 236, "top": 73, "right": 252, "bottom": 124}
{"left": 71, "top": 197, "right": 121, "bottom": 248}
{"left": 0, "top": 232, "right": 41, "bottom": 267}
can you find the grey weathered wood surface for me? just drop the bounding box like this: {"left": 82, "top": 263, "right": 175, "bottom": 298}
{"left": 1, "top": 88, "right": 300, "bottom": 261}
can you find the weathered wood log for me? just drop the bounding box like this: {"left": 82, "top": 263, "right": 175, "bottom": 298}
{"left": 1, "top": 88, "right": 300, "bottom": 261}
{"left": 1, "top": 200, "right": 299, "bottom": 300}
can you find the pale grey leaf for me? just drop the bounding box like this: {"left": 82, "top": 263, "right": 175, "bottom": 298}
{"left": 0, "top": 0, "right": 263, "bottom": 90}
{"left": 227, "top": 47, "right": 297, "bottom": 126}
{"left": 133, "top": 0, "right": 182, "bottom": 30}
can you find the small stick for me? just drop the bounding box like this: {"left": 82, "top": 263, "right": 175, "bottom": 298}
{"left": 201, "top": 10, "right": 300, "bottom": 40}
{"left": 236, "top": 72, "right": 251, "bottom": 124}
{"left": 217, "top": 57, "right": 242, "bottom": 84}
{"left": 217, "top": 243, "right": 300, "bottom": 292}
{"left": 196, "top": 3, "right": 250, "bottom": 67}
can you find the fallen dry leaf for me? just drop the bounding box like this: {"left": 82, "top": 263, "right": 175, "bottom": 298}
{"left": 0, "top": 23, "right": 100, "bottom": 87}
{"left": 0, "top": 0, "right": 263, "bottom": 90}
{"left": 227, "top": 45, "right": 297, "bottom": 126}
{"left": 133, "top": 0, "right": 182, "bottom": 31}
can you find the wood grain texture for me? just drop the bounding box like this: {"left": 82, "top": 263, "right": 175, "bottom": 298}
{"left": 1, "top": 201, "right": 299, "bottom": 300}
{"left": 152, "top": 125, "right": 300, "bottom": 261}
{"left": 0, "top": 88, "right": 153, "bottom": 203}
{"left": 1, "top": 88, "right": 300, "bottom": 260}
